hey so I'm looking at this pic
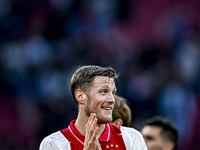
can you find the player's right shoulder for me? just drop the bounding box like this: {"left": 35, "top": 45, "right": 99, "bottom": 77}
{"left": 39, "top": 131, "right": 71, "bottom": 150}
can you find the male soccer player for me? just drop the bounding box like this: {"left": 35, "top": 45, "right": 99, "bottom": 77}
{"left": 40, "top": 65, "right": 147, "bottom": 150}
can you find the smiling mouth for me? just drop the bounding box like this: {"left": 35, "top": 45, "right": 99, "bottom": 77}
{"left": 104, "top": 108, "right": 112, "bottom": 110}
{"left": 101, "top": 107, "right": 113, "bottom": 110}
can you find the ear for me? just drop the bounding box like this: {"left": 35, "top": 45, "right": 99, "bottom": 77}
{"left": 164, "top": 141, "right": 174, "bottom": 150}
{"left": 75, "top": 89, "right": 87, "bottom": 105}
{"left": 112, "top": 119, "right": 123, "bottom": 126}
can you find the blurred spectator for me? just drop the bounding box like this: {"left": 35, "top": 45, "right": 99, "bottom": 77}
{"left": 141, "top": 116, "right": 179, "bottom": 150}
{"left": 111, "top": 95, "right": 132, "bottom": 127}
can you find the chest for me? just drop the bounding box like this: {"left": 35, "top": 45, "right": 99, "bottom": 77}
{"left": 69, "top": 137, "right": 126, "bottom": 150}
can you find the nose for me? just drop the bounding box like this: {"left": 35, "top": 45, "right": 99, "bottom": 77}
{"left": 107, "top": 92, "right": 115, "bottom": 104}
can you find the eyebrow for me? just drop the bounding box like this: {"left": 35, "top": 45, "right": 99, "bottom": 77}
{"left": 100, "top": 84, "right": 116, "bottom": 90}
{"left": 99, "top": 84, "right": 117, "bottom": 92}
{"left": 143, "top": 135, "right": 155, "bottom": 140}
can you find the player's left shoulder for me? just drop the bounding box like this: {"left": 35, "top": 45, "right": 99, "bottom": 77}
{"left": 120, "top": 126, "right": 145, "bottom": 142}
{"left": 120, "top": 126, "right": 148, "bottom": 150}
{"left": 120, "top": 126, "right": 142, "bottom": 134}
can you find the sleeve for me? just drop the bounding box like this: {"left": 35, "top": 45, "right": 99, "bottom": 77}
{"left": 39, "top": 131, "right": 71, "bottom": 150}
{"left": 120, "top": 126, "right": 148, "bottom": 150}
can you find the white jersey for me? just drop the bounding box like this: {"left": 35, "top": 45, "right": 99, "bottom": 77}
{"left": 39, "top": 120, "right": 147, "bottom": 150}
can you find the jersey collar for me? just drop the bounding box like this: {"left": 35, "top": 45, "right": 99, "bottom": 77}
{"left": 69, "top": 120, "right": 112, "bottom": 145}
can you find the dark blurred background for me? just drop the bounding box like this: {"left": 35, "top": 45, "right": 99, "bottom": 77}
{"left": 0, "top": 0, "right": 200, "bottom": 149}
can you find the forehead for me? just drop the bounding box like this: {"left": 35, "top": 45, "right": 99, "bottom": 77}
{"left": 92, "top": 76, "right": 116, "bottom": 88}
{"left": 142, "top": 125, "right": 162, "bottom": 137}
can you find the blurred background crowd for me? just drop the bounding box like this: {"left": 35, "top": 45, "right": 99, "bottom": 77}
{"left": 0, "top": 0, "right": 200, "bottom": 149}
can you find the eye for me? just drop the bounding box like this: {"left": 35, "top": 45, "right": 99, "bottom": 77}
{"left": 145, "top": 136, "right": 154, "bottom": 141}
{"left": 101, "top": 89, "right": 107, "bottom": 94}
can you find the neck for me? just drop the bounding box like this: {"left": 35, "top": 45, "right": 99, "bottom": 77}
{"left": 74, "top": 113, "right": 106, "bottom": 139}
